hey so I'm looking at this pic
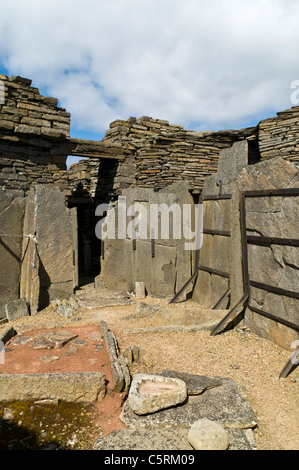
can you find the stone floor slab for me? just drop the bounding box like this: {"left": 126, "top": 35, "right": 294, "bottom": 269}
{"left": 120, "top": 376, "right": 257, "bottom": 430}
{"left": 93, "top": 426, "right": 256, "bottom": 450}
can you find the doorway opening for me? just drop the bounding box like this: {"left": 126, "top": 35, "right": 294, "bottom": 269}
{"left": 68, "top": 195, "right": 101, "bottom": 289}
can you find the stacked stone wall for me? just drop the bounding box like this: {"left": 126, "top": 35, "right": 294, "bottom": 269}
{"left": 0, "top": 74, "right": 70, "bottom": 194}
{"left": 259, "top": 107, "right": 299, "bottom": 163}
{"left": 103, "top": 116, "right": 258, "bottom": 193}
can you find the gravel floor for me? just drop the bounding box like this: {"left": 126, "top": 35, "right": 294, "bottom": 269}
{"left": 1, "top": 294, "right": 298, "bottom": 451}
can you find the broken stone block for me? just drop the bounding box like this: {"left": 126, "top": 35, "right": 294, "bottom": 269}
{"left": 188, "top": 418, "right": 230, "bottom": 450}
{"left": 128, "top": 373, "right": 187, "bottom": 415}
{"left": 126, "top": 301, "right": 161, "bottom": 320}
{"left": 161, "top": 370, "right": 223, "bottom": 395}
{"left": 5, "top": 298, "right": 29, "bottom": 321}
{"left": 40, "top": 355, "right": 60, "bottom": 363}
{"left": 46, "top": 331, "right": 78, "bottom": 348}
{"left": 55, "top": 298, "right": 80, "bottom": 321}
{"left": 93, "top": 426, "right": 255, "bottom": 451}
{"left": 11, "top": 335, "right": 33, "bottom": 346}
{"left": 122, "top": 345, "right": 151, "bottom": 367}
{"left": 135, "top": 282, "right": 146, "bottom": 299}
{"left": 29, "top": 338, "right": 54, "bottom": 350}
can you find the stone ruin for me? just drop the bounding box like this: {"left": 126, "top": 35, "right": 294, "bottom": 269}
{"left": 0, "top": 73, "right": 298, "bottom": 376}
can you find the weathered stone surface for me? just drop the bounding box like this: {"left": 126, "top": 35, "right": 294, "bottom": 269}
{"left": 125, "top": 301, "right": 161, "bottom": 320}
{"left": 75, "top": 289, "right": 133, "bottom": 310}
{"left": 55, "top": 298, "right": 80, "bottom": 321}
{"left": 97, "top": 183, "right": 192, "bottom": 298}
{"left": 216, "top": 140, "right": 248, "bottom": 186}
{"left": 188, "top": 418, "right": 230, "bottom": 450}
{"left": 236, "top": 158, "right": 299, "bottom": 349}
{"left": 40, "top": 355, "right": 60, "bottom": 363}
{"left": 46, "top": 331, "right": 78, "bottom": 348}
{"left": 0, "top": 371, "right": 106, "bottom": 402}
{"left": 29, "top": 338, "right": 55, "bottom": 350}
{"left": 101, "top": 320, "right": 130, "bottom": 393}
{"left": 5, "top": 298, "right": 29, "bottom": 321}
{"left": 94, "top": 427, "right": 192, "bottom": 450}
{"left": 93, "top": 426, "right": 255, "bottom": 451}
{"left": 20, "top": 185, "right": 75, "bottom": 314}
{"left": 151, "top": 306, "right": 227, "bottom": 328}
{"left": 135, "top": 281, "right": 146, "bottom": 299}
{"left": 128, "top": 373, "right": 187, "bottom": 415}
{"left": 121, "top": 375, "right": 257, "bottom": 429}
{"left": 0, "top": 189, "right": 25, "bottom": 320}
{"left": 11, "top": 335, "right": 33, "bottom": 346}
{"left": 161, "top": 370, "right": 223, "bottom": 395}
{"left": 0, "top": 326, "right": 17, "bottom": 344}
{"left": 122, "top": 345, "right": 151, "bottom": 367}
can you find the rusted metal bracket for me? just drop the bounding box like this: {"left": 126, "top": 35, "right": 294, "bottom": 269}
{"left": 279, "top": 355, "right": 299, "bottom": 379}
{"left": 249, "top": 305, "right": 299, "bottom": 332}
{"left": 169, "top": 270, "right": 199, "bottom": 304}
{"left": 243, "top": 187, "right": 299, "bottom": 197}
{"left": 169, "top": 200, "right": 203, "bottom": 304}
{"left": 202, "top": 194, "right": 232, "bottom": 201}
{"left": 250, "top": 281, "right": 299, "bottom": 300}
{"left": 151, "top": 236, "right": 155, "bottom": 258}
{"left": 212, "top": 287, "right": 231, "bottom": 310}
{"left": 203, "top": 229, "right": 231, "bottom": 237}
{"left": 169, "top": 194, "right": 232, "bottom": 304}
{"left": 247, "top": 235, "right": 299, "bottom": 247}
{"left": 198, "top": 265, "right": 230, "bottom": 279}
{"left": 210, "top": 192, "right": 250, "bottom": 336}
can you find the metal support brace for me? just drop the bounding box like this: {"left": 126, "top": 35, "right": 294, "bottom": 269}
{"left": 210, "top": 192, "right": 250, "bottom": 336}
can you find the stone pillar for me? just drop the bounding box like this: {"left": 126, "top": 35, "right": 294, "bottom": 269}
{"left": 20, "top": 185, "right": 75, "bottom": 314}
{"left": 0, "top": 188, "right": 25, "bottom": 320}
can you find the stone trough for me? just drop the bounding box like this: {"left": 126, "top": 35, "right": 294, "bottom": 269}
{"left": 95, "top": 370, "right": 258, "bottom": 450}
{"left": 128, "top": 373, "right": 187, "bottom": 415}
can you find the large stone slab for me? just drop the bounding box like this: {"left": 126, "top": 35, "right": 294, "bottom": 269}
{"left": 93, "top": 427, "right": 256, "bottom": 451}
{"left": 161, "top": 370, "right": 224, "bottom": 395}
{"left": 236, "top": 157, "right": 299, "bottom": 349}
{"left": 20, "top": 185, "right": 75, "bottom": 314}
{"left": 0, "top": 371, "right": 106, "bottom": 402}
{"left": 151, "top": 306, "right": 227, "bottom": 328}
{"left": 5, "top": 298, "right": 29, "bottom": 321}
{"left": 0, "top": 188, "right": 25, "bottom": 320}
{"left": 128, "top": 373, "right": 187, "bottom": 415}
{"left": 97, "top": 182, "right": 192, "bottom": 298}
{"left": 120, "top": 375, "right": 257, "bottom": 430}
{"left": 101, "top": 320, "right": 130, "bottom": 393}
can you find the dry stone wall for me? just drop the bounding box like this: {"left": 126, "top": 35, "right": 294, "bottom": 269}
{"left": 0, "top": 75, "right": 71, "bottom": 194}
{"left": 103, "top": 116, "right": 258, "bottom": 193}
{"left": 259, "top": 107, "right": 299, "bottom": 163}
{"left": 1, "top": 74, "right": 299, "bottom": 202}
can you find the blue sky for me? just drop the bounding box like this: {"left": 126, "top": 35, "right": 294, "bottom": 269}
{"left": 1, "top": 0, "right": 299, "bottom": 162}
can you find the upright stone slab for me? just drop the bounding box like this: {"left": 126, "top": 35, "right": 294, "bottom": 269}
{"left": 0, "top": 188, "right": 25, "bottom": 320}
{"left": 20, "top": 185, "right": 75, "bottom": 314}
{"left": 193, "top": 141, "right": 248, "bottom": 308}
{"left": 96, "top": 182, "right": 192, "bottom": 298}
{"left": 5, "top": 298, "right": 29, "bottom": 321}
{"left": 236, "top": 158, "right": 299, "bottom": 349}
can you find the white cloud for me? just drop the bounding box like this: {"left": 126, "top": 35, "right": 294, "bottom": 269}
{"left": 1, "top": 0, "right": 299, "bottom": 135}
